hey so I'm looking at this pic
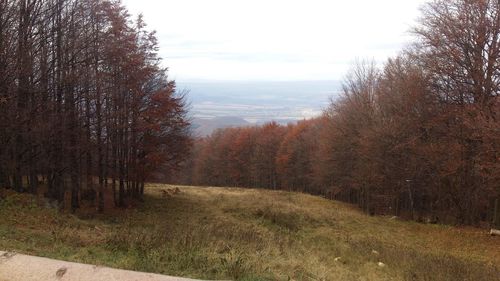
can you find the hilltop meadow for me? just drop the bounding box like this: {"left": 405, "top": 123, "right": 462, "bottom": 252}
{"left": 1, "top": 185, "right": 498, "bottom": 281}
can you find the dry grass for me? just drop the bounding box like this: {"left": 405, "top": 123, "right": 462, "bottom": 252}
{"left": 0, "top": 185, "right": 499, "bottom": 280}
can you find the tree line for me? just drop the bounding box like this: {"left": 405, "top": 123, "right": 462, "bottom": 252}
{"left": 176, "top": 0, "right": 499, "bottom": 226}
{"left": 0, "top": 0, "right": 191, "bottom": 211}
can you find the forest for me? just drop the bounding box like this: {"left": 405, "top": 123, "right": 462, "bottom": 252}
{"left": 0, "top": 0, "right": 191, "bottom": 211}
{"left": 0, "top": 0, "right": 499, "bottom": 227}
{"left": 0, "top": 0, "right": 499, "bottom": 280}
{"left": 176, "top": 0, "right": 500, "bottom": 226}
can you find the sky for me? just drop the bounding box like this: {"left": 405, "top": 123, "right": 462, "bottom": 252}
{"left": 122, "top": 0, "right": 429, "bottom": 124}
{"left": 123, "top": 0, "right": 429, "bottom": 82}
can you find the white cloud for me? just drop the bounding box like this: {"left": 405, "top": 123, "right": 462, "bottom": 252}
{"left": 123, "top": 0, "right": 429, "bottom": 81}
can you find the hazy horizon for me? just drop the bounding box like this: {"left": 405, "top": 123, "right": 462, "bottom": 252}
{"left": 178, "top": 80, "right": 340, "bottom": 125}
{"left": 124, "top": 0, "right": 427, "bottom": 82}
{"left": 123, "top": 0, "right": 429, "bottom": 125}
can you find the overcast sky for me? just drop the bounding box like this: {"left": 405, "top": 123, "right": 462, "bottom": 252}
{"left": 123, "top": 0, "right": 429, "bottom": 82}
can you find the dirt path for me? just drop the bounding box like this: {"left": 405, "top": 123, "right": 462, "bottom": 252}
{"left": 0, "top": 251, "right": 205, "bottom": 281}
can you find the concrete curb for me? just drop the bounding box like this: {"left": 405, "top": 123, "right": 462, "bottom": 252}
{"left": 0, "top": 251, "right": 204, "bottom": 281}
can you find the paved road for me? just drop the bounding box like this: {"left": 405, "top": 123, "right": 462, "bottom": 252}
{"left": 0, "top": 251, "right": 206, "bottom": 281}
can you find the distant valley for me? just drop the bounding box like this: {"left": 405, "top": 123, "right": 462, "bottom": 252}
{"left": 178, "top": 80, "right": 341, "bottom": 136}
{"left": 191, "top": 116, "right": 250, "bottom": 137}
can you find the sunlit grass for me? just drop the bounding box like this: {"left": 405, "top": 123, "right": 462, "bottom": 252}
{"left": 0, "top": 185, "right": 498, "bottom": 280}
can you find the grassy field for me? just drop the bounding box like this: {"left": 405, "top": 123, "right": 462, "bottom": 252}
{"left": 0, "top": 184, "right": 499, "bottom": 281}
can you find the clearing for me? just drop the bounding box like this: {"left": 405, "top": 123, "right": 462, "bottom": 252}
{"left": 0, "top": 185, "right": 498, "bottom": 281}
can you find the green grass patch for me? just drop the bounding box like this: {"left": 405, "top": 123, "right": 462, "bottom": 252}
{"left": 0, "top": 185, "right": 499, "bottom": 280}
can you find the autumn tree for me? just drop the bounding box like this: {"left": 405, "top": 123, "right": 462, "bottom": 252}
{"left": 276, "top": 120, "right": 320, "bottom": 193}
{"left": 0, "top": 0, "right": 191, "bottom": 211}
{"left": 172, "top": 0, "right": 499, "bottom": 226}
{"left": 412, "top": 0, "right": 500, "bottom": 223}
{"left": 251, "top": 122, "right": 286, "bottom": 189}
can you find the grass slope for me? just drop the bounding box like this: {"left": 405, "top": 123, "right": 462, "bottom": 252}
{"left": 0, "top": 185, "right": 499, "bottom": 281}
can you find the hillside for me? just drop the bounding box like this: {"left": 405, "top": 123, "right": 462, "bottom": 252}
{"left": 0, "top": 185, "right": 499, "bottom": 281}
{"left": 192, "top": 117, "right": 251, "bottom": 137}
